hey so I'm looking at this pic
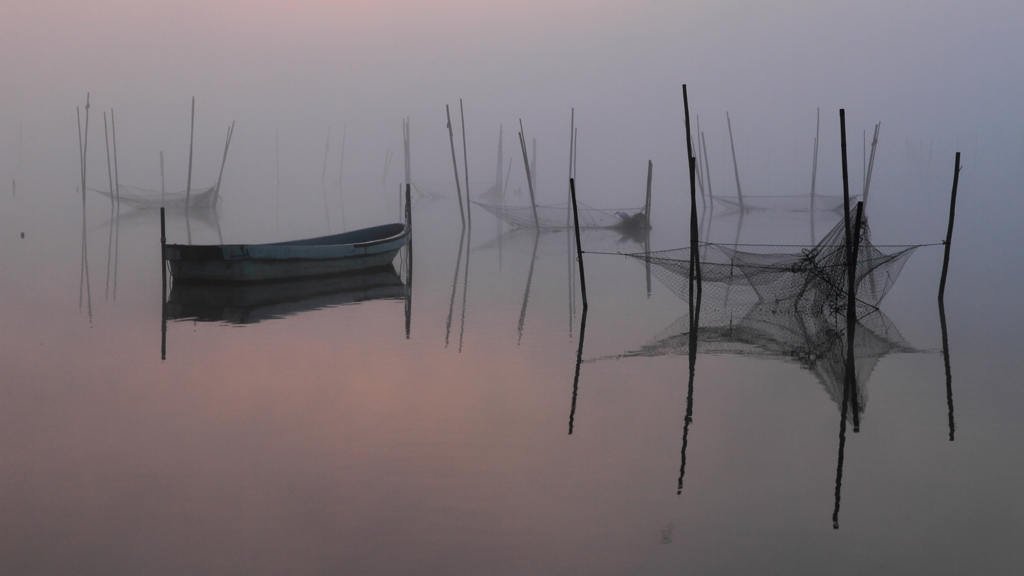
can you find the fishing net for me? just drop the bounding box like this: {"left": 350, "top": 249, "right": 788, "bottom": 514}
{"left": 627, "top": 210, "right": 918, "bottom": 319}
{"left": 713, "top": 193, "right": 857, "bottom": 213}
{"left": 474, "top": 201, "right": 649, "bottom": 230}
{"left": 89, "top": 184, "right": 218, "bottom": 209}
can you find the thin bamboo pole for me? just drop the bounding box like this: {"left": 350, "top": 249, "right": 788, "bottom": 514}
{"left": 275, "top": 130, "right": 280, "bottom": 238}
{"left": 726, "top": 111, "right": 744, "bottom": 211}
{"left": 862, "top": 122, "right": 880, "bottom": 210}
{"left": 811, "top": 108, "right": 820, "bottom": 212}
{"left": 322, "top": 126, "right": 332, "bottom": 232}
{"left": 446, "top": 105, "right": 466, "bottom": 227}
{"left": 214, "top": 121, "right": 235, "bottom": 205}
{"left": 339, "top": 125, "right": 347, "bottom": 230}
{"left": 460, "top": 99, "right": 472, "bottom": 229}
{"left": 185, "top": 98, "right": 195, "bottom": 244}
{"left": 519, "top": 120, "right": 539, "bottom": 227}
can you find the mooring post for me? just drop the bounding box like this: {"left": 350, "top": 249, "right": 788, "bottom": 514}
{"left": 938, "top": 152, "right": 961, "bottom": 302}
{"left": 569, "top": 177, "right": 587, "bottom": 309}
{"left": 160, "top": 207, "right": 167, "bottom": 289}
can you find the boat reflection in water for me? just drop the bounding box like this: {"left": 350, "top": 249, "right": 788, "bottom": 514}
{"left": 164, "top": 264, "right": 409, "bottom": 325}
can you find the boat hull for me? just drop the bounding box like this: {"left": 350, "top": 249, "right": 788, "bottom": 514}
{"left": 164, "top": 223, "right": 410, "bottom": 282}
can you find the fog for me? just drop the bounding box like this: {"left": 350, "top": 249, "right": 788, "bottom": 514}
{"left": 2, "top": 3, "right": 1024, "bottom": 572}
{"left": 5, "top": 1, "right": 1022, "bottom": 214}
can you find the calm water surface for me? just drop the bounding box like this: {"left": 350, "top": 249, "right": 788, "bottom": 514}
{"left": 1, "top": 160, "right": 1022, "bottom": 575}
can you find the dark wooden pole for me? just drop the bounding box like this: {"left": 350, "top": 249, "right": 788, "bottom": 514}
{"left": 938, "top": 152, "right": 961, "bottom": 302}
{"left": 683, "top": 85, "right": 701, "bottom": 321}
{"left": 840, "top": 110, "right": 852, "bottom": 262}
{"left": 938, "top": 297, "right": 955, "bottom": 440}
{"left": 160, "top": 207, "right": 167, "bottom": 360}
{"left": 568, "top": 305, "right": 588, "bottom": 434}
{"left": 848, "top": 201, "right": 864, "bottom": 431}
{"left": 569, "top": 177, "right": 588, "bottom": 309}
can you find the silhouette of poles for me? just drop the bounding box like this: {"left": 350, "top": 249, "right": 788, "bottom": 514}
{"left": 569, "top": 178, "right": 587, "bottom": 309}
{"left": 446, "top": 105, "right": 466, "bottom": 227}
{"left": 460, "top": 100, "right": 472, "bottom": 230}
{"left": 185, "top": 97, "right": 195, "bottom": 244}
{"left": 938, "top": 152, "right": 962, "bottom": 302}
{"left": 863, "top": 122, "right": 881, "bottom": 210}
{"left": 678, "top": 84, "right": 702, "bottom": 497}
{"left": 519, "top": 120, "right": 539, "bottom": 228}
{"left": 683, "top": 85, "right": 702, "bottom": 324}
{"left": 726, "top": 111, "right": 744, "bottom": 211}
{"left": 937, "top": 152, "right": 961, "bottom": 441}
{"left": 214, "top": 121, "right": 235, "bottom": 206}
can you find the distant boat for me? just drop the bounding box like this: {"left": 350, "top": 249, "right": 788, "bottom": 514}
{"left": 164, "top": 222, "right": 410, "bottom": 282}
{"left": 164, "top": 264, "right": 409, "bottom": 324}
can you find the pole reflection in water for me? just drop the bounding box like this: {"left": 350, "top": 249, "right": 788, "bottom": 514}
{"left": 458, "top": 224, "right": 471, "bottom": 352}
{"left": 567, "top": 306, "right": 588, "bottom": 435}
{"left": 938, "top": 298, "right": 955, "bottom": 441}
{"left": 517, "top": 230, "right": 541, "bottom": 345}
{"left": 445, "top": 229, "right": 466, "bottom": 348}
{"left": 677, "top": 284, "right": 699, "bottom": 495}
{"left": 832, "top": 332, "right": 853, "bottom": 529}
{"left": 404, "top": 183, "right": 413, "bottom": 339}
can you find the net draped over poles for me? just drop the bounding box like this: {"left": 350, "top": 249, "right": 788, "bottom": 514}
{"left": 628, "top": 210, "right": 917, "bottom": 319}
{"left": 610, "top": 210, "right": 921, "bottom": 423}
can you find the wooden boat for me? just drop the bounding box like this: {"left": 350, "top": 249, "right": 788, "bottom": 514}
{"left": 164, "top": 222, "right": 410, "bottom": 282}
{"left": 164, "top": 265, "right": 409, "bottom": 323}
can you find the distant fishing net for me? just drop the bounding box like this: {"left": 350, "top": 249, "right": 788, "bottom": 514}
{"left": 89, "top": 184, "right": 218, "bottom": 209}
{"left": 712, "top": 193, "right": 858, "bottom": 214}
{"left": 628, "top": 210, "right": 918, "bottom": 318}
{"left": 474, "top": 201, "right": 649, "bottom": 230}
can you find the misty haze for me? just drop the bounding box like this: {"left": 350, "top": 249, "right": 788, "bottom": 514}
{"left": 2, "top": 1, "right": 1022, "bottom": 574}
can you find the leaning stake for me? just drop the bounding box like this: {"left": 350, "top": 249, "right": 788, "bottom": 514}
{"left": 938, "top": 152, "right": 961, "bottom": 302}
{"left": 445, "top": 105, "right": 466, "bottom": 227}
{"left": 569, "top": 177, "right": 587, "bottom": 309}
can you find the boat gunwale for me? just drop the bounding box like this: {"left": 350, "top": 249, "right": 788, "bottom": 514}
{"left": 165, "top": 223, "right": 410, "bottom": 255}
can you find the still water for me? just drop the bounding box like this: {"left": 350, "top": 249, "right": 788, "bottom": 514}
{"left": 1, "top": 157, "right": 1023, "bottom": 575}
